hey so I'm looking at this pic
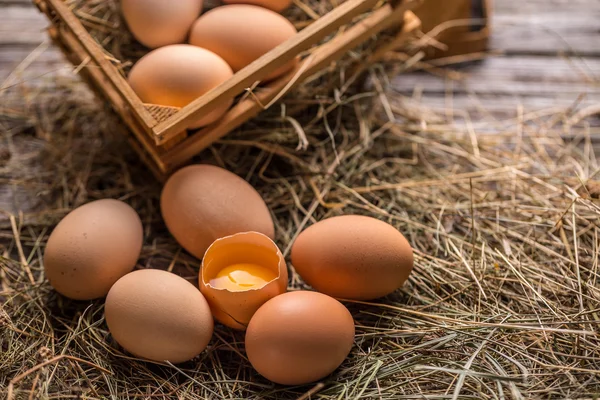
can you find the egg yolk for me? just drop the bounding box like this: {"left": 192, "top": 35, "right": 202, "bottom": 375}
{"left": 210, "top": 263, "right": 277, "bottom": 292}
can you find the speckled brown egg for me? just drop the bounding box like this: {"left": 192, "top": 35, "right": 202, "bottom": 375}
{"left": 245, "top": 291, "right": 355, "bottom": 385}
{"left": 160, "top": 164, "right": 274, "bottom": 259}
{"left": 105, "top": 269, "right": 214, "bottom": 363}
{"left": 222, "top": 0, "right": 292, "bottom": 12}
{"left": 128, "top": 45, "right": 233, "bottom": 128}
{"left": 189, "top": 5, "right": 298, "bottom": 81}
{"left": 291, "top": 215, "right": 414, "bottom": 300}
{"left": 43, "top": 199, "right": 143, "bottom": 300}
{"left": 121, "top": 0, "right": 203, "bottom": 48}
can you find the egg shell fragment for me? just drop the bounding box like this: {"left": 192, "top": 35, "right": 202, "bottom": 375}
{"left": 160, "top": 164, "right": 274, "bottom": 260}
{"left": 200, "top": 232, "right": 288, "bottom": 330}
{"left": 105, "top": 269, "right": 214, "bottom": 363}
{"left": 222, "top": 0, "right": 292, "bottom": 12}
{"left": 121, "top": 0, "right": 203, "bottom": 48}
{"left": 291, "top": 215, "right": 414, "bottom": 300}
{"left": 128, "top": 45, "right": 233, "bottom": 128}
{"left": 43, "top": 199, "right": 143, "bottom": 300}
{"left": 245, "top": 291, "right": 355, "bottom": 385}
{"left": 189, "top": 5, "right": 298, "bottom": 81}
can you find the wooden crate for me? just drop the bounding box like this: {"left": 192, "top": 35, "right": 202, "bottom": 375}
{"left": 33, "top": 0, "right": 422, "bottom": 180}
{"left": 414, "top": 0, "right": 491, "bottom": 59}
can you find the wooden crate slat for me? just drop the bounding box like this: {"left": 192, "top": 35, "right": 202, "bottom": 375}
{"left": 33, "top": 0, "right": 448, "bottom": 178}
{"left": 43, "top": 0, "right": 157, "bottom": 133}
{"left": 50, "top": 21, "right": 168, "bottom": 173}
{"left": 152, "top": 0, "right": 412, "bottom": 145}
{"left": 161, "top": 10, "right": 420, "bottom": 170}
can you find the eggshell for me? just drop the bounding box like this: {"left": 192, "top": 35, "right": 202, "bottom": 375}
{"left": 200, "top": 232, "right": 287, "bottom": 330}
{"left": 128, "top": 45, "right": 233, "bottom": 128}
{"left": 161, "top": 164, "right": 274, "bottom": 259}
{"left": 245, "top": 291, "right": 355, "bottom": 385}
{"left": 291, "top": 215, "right": 413, "bottom": 300}
{"left": 43, "top": 199, "right": 143, "bottom": 300}
{"left": 105, "top": 269, "right": 214, "bottom": 363}
{"left": 121, "top": 0, "right": 203, "bottom": 48}
{"left": 222, "top": 0, "right": 292, "bottom": 12}
{"left": 189, "top": 5, "right": 298, "bottom": 81}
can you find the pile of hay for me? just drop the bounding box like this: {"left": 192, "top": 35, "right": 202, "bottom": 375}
{"left": 2, "top": 2, "right": 600, "bottom": 398}
{"left": 2, "top": 63, "right": 600, "bottom": 397}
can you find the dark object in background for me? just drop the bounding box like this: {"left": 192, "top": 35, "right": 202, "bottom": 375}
{"left": 413, "top": 0, "right": 491, "bottom": 59}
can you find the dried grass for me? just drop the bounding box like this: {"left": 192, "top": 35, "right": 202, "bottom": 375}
{"left": 2, "top": 0, "right": 600, "bottom": 399}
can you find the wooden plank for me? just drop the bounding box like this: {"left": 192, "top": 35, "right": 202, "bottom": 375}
{"left": 3, "top": 0, "right": 600, "bottom": 57}
{"left": 5, "top": 0, "right": 600, "bottom": 56}
{"left": 152, "top": 0, "right": 414, "bottom": 143}
{"left": 493, "top": 0, "right": 598, "bottom": 12}
{"left": 491, "top": 0, "right": 600, "bottom": 56}
{"left": 0, "top": 0, "right": 35, "bottom": 5}
{"left": 393, "top": 56, "right": 600, "bottom": 96}
{"left": 492, "top": 12, "right": 600, "bottom": 56}
{"left": 0, "top": 135, "right": 45, "bottom": 220}
{"left": 393, "top": 92, "right": 600, "bottom": 122}
{"left": 0, "top": 5, "right": 48, "bottom": 45}
{"left": 0, "top": 47, "right": 68, "bottom": 82}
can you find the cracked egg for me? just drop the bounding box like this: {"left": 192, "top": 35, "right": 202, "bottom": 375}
{"left": 199, "top": 232, "right": 287, "bottom": 330}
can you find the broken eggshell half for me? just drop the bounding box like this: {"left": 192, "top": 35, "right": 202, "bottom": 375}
{"left": 199, "top": 231, "right": 288, "bottom": 330}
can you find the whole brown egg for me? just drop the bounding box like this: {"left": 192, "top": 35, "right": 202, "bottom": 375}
{"left": 160, "top": 164, "right": 274, "bottom": 259}
{"left": 222, "top": 0, "right": 292, "bottom": 13}
{"left": 291, "top": 215, "right": 414, "bottom": 300}
{"left": 189, "top": 5, "right": 297, "bottom": 82}
{"left": 245, "top": 291, "right": 355, "bottom": 385}
{"left": 43, "top": 199, "right": 143, "bottom": 300}
{"left": 105, "top": 269, "right": 214, "bottom": 363}
{"left": 121, "top": 0, "right": 203, "bottom": 48}
{"left": 128, "top": 45, "right": 233, "bottom": 128}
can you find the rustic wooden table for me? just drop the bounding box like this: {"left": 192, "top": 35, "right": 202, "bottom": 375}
{"left": 1, "top": 0, "right": 599, "bottom": 213}
{"left": 2, "top": 0, "right": 599, "bottom": 115}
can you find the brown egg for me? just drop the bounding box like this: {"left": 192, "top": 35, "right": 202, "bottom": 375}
{"left": 222, "top": 0, "right": 292, "bottom": 12}
{"left": 128, "top": 45, "right": 233, "bottom": 128}
{"left": 121, "top": 0, "right": 203, "bottom": 49}
{"left": 200, "top": 232, "right": 287, "bottom": 330}
{"left": 43, "top": 199, "right": 143, "bottom": 300}
{"left": 105, "top": 269, "right": 214, "bottom": 363}
{"left": 161, "top": 164, "right": 274, "bottom": 259}
{"left": 189, "top": 5, "right": 298, "bottom": 81}
{"left": 245, "top": 291, "right": 355, "bottom": 385}
{"left": 291, "top": 215, "right": 414, "bottom": 300}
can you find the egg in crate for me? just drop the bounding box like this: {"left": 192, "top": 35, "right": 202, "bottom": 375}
{"left": 189, "top": 5, "right": 298, "bottom": 82}
{"left": 128, "top": 45, "right": 233, "bottom": 128}
{"left": 222, "top": 0, "right": 292, "bottom": 13}
{"left": 291, "top": 215, "right": 414, "bottom": 300}
{"left": 121, "top": 0, "right": 204, "bottom": 48}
